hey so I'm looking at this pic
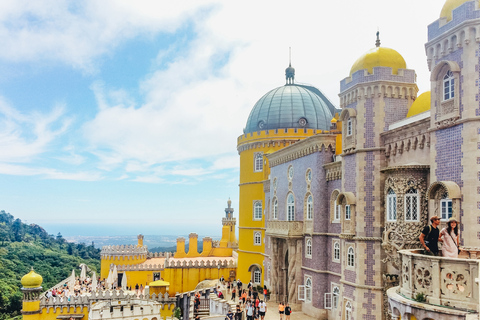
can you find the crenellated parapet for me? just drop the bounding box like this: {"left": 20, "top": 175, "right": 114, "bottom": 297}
{"left": 101, "top": 245, "right": 148, "bottom": 259}
{"left": 117, "top": 263, "right": 165, "bottom": 271}
{"left": 147, "top": 252, "right": 172, "bottom": 258}
{"left": 165, "top": 258, "right": 236, "bottom": 269}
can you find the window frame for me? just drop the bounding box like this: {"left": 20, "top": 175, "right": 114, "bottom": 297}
{"left": 306, "top": 195, "right": 313, "bottom": 220}
{"left": 253, "top": 269, "right": 261, "bottom": 284}
{"left": 404, "top": 188, "right": 420, "bottom": 222}
{"left": 386, "top": 189, "right": 397, "bottom": 222}
{"left": 305, "top": 277, "right": 312, "bottom": 303}
{"left": 334, "top": 202, "right": 341, "bottom": 222}
{"left": 347, "top": 118, "right": 352, "bottom": 136}
{"left": 254, "top": 153, "right": 263, "bottom": 172}
{"left": 253, "top": 231, "right": 262, "bottom": 246}
{"left": 305, "top": 237, "right": 312, "bottom": 258}
{"left": 443, "top": 70, "right": 455, "bottom": 101}
{"left": 345, "top": 205, "right": 351, "bottom": 220}
{"left": 253, "top": 201, "right": 262, "bottom": 220}
{"left": 347, "top": 246, "right": 355, "bottom": 267}
{"left": 273, "top": 198, "right": 278, "bottom": 219}
{"left": 287, "top": 193, "right": 295, "bottom": 221}
{"left": 332, "top": 286, "right": 340, "bottom": 309}
{"left": 345, "top": 301, "right": 352, "bottom": 320}
{"left": 440, "top": 198, "right": 453, "bottom": 221}
{"left": 333, "top": 241, "right": 340, "bottom": 262}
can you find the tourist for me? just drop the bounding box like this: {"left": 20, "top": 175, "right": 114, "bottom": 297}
{"left": 231, "top": 286, "right": 236, "bottom": 301}
{"left": 419, "top": 215, "right": 441, "bottom": 255}
{"left": 263, "top": 285, "right": 268, "bottom": 301}
{"left": 226, "top": 309, "right": 234, "bottom": 320}
{"left": 284, "top": 303, "right": 292, "bottom": 320}
{"left": 246, "top": 301, "right": 255, "bottom": 320}
{"left": 439, "top": 217, "right": 460, "bottom": 258}
{"left": 241, "top": 290, "right": 247, "bottom": 304}
{"left": 235, "top": 304, "right": 242, "bottom": 320}
{"left": 258, "top": 299, "right": 267, "bottom": 320}
{"left": 278, "top": 302, "right": 285, "bottom": 320}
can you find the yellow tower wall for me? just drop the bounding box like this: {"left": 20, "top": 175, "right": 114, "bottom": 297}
{"left": 100, "top": 254, "right": 147, "bottom": 280}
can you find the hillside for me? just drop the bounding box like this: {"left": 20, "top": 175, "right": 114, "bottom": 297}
{"left": 0, "top": 210, "right": 100, "bottom": 320}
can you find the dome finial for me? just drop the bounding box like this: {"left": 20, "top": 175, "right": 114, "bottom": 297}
{"left": 375, "top": 30, "right": 381, "bottom": 48}
{"left": 285, "top": 47, "right": 295, "bottom": 84}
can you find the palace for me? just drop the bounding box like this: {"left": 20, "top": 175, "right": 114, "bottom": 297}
{"left": 19, "top": 0, "right": 480, "bottom": 319}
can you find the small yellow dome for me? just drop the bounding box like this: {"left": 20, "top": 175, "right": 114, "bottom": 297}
{"left": 21, "top": 268, "right": 43, "bottom": 288}
{"left": 350, "top": 47, "right": 406, "bottom": 76}
{"left": 407, "top": 92, "right": 431, "bottom": 118}
{"left": 330, "top": 117, "right": 337, "bottom": 123}
{"left": 440, "top": 0, "right": 479, "bottom": 21}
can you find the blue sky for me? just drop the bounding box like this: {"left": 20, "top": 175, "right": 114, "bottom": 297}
{"left": 0, "top": 0, "right": 445, "bottom": 237}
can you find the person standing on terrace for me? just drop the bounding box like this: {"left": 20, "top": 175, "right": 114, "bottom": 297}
{"left": 439, "top": 217, "right": 460, "bottom": 258}
{"left": 419, "top": 215, "right": 441, "bottom": 255}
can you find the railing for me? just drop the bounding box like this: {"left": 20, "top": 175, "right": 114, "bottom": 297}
{"left": 266, "top": 220, "right": 303, "bottom": 238}
{"left": 398, "top": 249, "right": 479, "bottom": 312}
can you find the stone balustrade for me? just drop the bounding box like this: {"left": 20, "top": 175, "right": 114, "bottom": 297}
{"left": 101, "top": 245, "right": 148, "bottom": 257}
{"left": 266, "top": 220, "right": 304, "bottom": 238}
{"left": 209, "top": 293, "right": 235, "bottom": 316}
{"left": 116, "top": 258, "right": 236, "bottom": 272}
{"left": 397, "top": 249, "right": 479, "bottom": 312}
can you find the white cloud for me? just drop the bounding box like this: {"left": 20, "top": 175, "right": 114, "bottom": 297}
{"left": 0, "top": 163, "right": 101, "bottom": 181}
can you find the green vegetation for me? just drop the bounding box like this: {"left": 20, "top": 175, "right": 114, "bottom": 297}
{"left": 0, "top": 210, "right": 100, "bottom": 319}
{"left": 414, "top": 292, "right": 427, "bottom": 302}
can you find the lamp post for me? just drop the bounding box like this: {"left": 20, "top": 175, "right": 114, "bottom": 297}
{"left": 217, "top": 264, "right": 221, "bottom": 280}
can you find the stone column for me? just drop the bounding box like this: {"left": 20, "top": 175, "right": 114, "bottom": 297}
{"left": 287, "top": 239, "right": 297, "bottom": 303}
{"left": 271, "top": 238, "right": 279, "bottom": 298}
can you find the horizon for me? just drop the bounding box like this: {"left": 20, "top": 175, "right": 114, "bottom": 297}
{"left": 0, "top": 0, "right": 445, "bottom": 233}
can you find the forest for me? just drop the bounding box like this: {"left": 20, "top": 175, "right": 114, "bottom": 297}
{"left": 0, "top": 210, "right": 100, "bottom": 319}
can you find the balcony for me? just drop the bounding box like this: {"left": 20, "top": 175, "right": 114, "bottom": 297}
{"left": 266, "top": 220, "right": 303, "bottom": 238}
{"left": 387, "top": 249, "right": 480, "bottom": 320}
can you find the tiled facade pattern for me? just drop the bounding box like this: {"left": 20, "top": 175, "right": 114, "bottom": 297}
{"left": 340, "top": 67, "right": 416, "bottom": 92}
{"left": 383, "top": 98, "right": 409, "bottom": 132}
{"left": 364, "top": 99, "right": 376, "bottom": 148}
{"left": 427, "top": 2, "right": 480, "bottom": 40}
{"left": 363, "top": 290, "right": 377, "bottom": 320}
{"left": 363, "top": 152, "right": 376, "bottom": 238}
{"left": 343, "top": 154, "right": 356, "bottom": 193}
{"left": 435, "top": 124, "right": 463, "bottom": 185}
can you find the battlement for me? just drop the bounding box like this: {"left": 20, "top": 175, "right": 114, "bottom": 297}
{"left": 237, "top": 128, "right": 325, "bottom": 145}
{"left": 147, "top": 252, "right": 172, "bottom": 258}
{"left": 340, "top": 67, "right": 417, "bottom": 93}
{"left": 101, "top": 245, "right": 148, "bottom": 258}
{"left": 116, "top": 258, "right": 236, "bottom": 271}
{"left": 427, "top": 1, "right": 480, "bottom": 41}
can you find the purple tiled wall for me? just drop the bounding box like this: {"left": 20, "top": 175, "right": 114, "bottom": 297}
{"left": 340, "top": 67, "right": 416, "bottom": 92}
{"left": 428, "top": 2, "right": 480, "bottom": 41}
{"left": 384, "top": 98, "right": 409, "bottom": 131}
{"left": 435, "top": 124, "right": 463, "bottom": 186}
{"left": 364, "top": 99, "right": 375, "bottom": 148}
{"left": 343, "top": 155, "right": 356, "bottom": 194}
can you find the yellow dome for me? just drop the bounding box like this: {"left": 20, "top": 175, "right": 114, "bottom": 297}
{"left": 440, "top": 0, "right": 479, "bottom": 21}
{"left": 407, "top": 92, "right": 431, "bottom": 118}
{"left": 350, "top": 47, "right": 406, "bottom": 76}
{"left": 21, "top": 268, "right": 43, "bottom": 288}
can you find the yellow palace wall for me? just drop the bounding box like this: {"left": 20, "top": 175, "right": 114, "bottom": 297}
{"left": 101, "top": 255, "right": 147, "bottom": 280}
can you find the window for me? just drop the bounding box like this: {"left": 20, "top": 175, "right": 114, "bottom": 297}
{"left": 345, "top": 205, "right": 351, "bottom": 220}
{"left": 254, "top": 153, "right": 263, "bottom": 172}
{"left": 273, "top": 198, "right": 278, "bottom": 219}
{"left": 386, "top": 189, "right": 397, "bottom": 221}
{"left": 254, "top": 231, "right": 262, "bottom": 245}
{"left": 441, "top": 198, "right": 453, "bottom": 221}
{"left": 287, "top": 193, "right": 295, "bottom": 221}
{"left": 306, "top": 238, "right": 312, "bottom": 258}
{"left": 306, "top": 169, "right": 312, "bottom": 182}
{"left": 443, "top": 70, "right": 455, "bottom": 101}
{"left": 254, "top": 202, "right": 262, "bottom": 220}
{"left": 405, "top": 188, "right": 419, "bottom": 221}
{"left": 345, "top": 301, "right": 352, "bottom": 320}
{"left": 325, "top": 292, "right": 332, "bottom": 309}
{"left": 347, "top": 246, "right": 355, "bottom": 267}
{"left": 333, "top": 241, "right": 340, "bottom": 262}
{"left": 333, "top": 286, "right": 340, "bottom": 309}
{"left": 306, "top": 195, "right": 313, "bottom": 220}
{"left": 347, "top": 118, "right": 352, "bottom": 136}
{"left": 305, "top": 277, "right": 312, "bottom": 303}
{"left": 333, "top": 196, "right": 341, "bottom": 222}
{"left": 253, "top": 270, "right": 261, "bottom": 284}
{"left": 288, "top": 166, "right": 294, "bottom": 180}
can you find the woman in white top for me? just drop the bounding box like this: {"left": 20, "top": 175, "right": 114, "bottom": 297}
{"left": 439, "top": 217, "right": 460, "bottom": 258}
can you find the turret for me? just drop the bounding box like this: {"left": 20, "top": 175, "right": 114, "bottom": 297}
{"left": 186, "top": 233, "right": 199, "bottom": 257}
{"left": 174, "top": 237, "right": 186, "bottom": 258}
{"left": 21, "top": 268, "right": 43, "bottom": 319}
{"left": 137, "top": 234, "right": 144, "bottom": 247}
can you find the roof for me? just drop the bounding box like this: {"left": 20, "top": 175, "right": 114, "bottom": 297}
{"left": 149, "top": 280, "right": 170, "bottom": 287}
{"left": 350, "top": 46, "right": 406, "bottom": 76}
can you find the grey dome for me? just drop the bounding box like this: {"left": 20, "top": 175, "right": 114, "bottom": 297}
{"left": 244, "top": 84, "right": 336, "bottom": 134}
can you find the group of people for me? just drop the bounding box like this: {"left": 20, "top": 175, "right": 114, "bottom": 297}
{"left": 45, "top": 277, "right": 97, "bottom": 301}
{"left": 278, "top": 302, "right": 292, "bottom": 320}
{"left": 419, "top": 216, "right": 460, "bottom": 257}
{"left": 226, "top": 298, "right": 267, "bottom": 320}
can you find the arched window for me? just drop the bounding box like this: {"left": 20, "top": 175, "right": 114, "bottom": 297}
{"left": 254, "top": 231, "right": 261, "bottom": 246}
{"left": 345, "top": 205, "right": 351, "bottom": 220}
{"left": 443, "top": 70, "right": 454, "bottom": 101}
{"left": 440, "top": 192, "right": 452, "bottom": 221}
{"left": 347, "top": 246, "right": 355, "bottom": 267}
{"left": 306, "top": 238, "right": 312, "bottom": 258}
{"left": 345, "top": 301, "right": 352, "bottom": 320}
{"left": 333, "top": 241, "right": 340, "bottom": 261}
{"left": 386, "top": 189, "right": 397, "bottom": 221}
{"left": 306, "top": 195, "right": 313, "bottom": 220}
{"left": 254, "top": 202, "right": 262, "bottom": 220}
{"left": 273, "top": 198, "right": 278, "bottom": 219}
{"left": 405, "top": 188, "right": 419, "bottom": 221}
{"left": 251, "top": 266, "right": 261, "bottom": 284}
{"left": 334, "top": 197, "right": 341, "bottom": 221}
{"left": 305, "top": 277, "right": 312, "bottom": 303}
{"left": 287, "top": 193, "right": 295, "bottom": 221}
{"left": 333, "top": 286, "right": 340, "bottom": 309}
{"left": 347, "top": 118, "right": 352, "bottom": 136}
{"left": 254, "top": 153, "right": 263, "bottom": 172}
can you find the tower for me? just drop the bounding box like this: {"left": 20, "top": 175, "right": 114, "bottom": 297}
{"left": 219, "top": 199, "right": 238, "bottom": 248}
{"left": 21, "top": 268, "right": 43, "bottom": 320}
{"left": 237, "top": 61, "right": 337, "bottom": 284}
{"left": 338, "top": 33, "right": 418, "bottom": 319}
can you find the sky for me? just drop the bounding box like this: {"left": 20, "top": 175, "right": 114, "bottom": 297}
{"left": 0, "top": 0, "right": 446, "bottom": 237}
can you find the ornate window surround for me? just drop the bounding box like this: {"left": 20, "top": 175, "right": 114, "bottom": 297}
{"left": 431, "top": 61, "right": 460, "bottom": 129}
{"left": 340, "top": 108, "right": 357, "bottom": 153}
{"left": 306, "top": 194, "right": 313, "bottom": 220}
{"left": 253, "top": 231, "right": 262, "bottom": 246}
{"left": 347, "top": 245, "right": 355, "bottom": 268}
{"left": 254, "top": 152, "right": 264, "bottom": 172}
{"left": 272, "top": 198, "right": 278, "bottom": 219}
{"left": 330, "top": 189, "right": 341, "bottom": 223}
{"left": 287, "top": 193, "right": 295, "bottom": 221}
{"left": 333, "top": 240, "right": 340, "bottom": 262}
{"left": 386, "top": 188, "right": 397, "bottom": 222}
{"left": 305, "top": 237, "right": 312, "bottom": 259}
{"left": 253, "top": 201, "right": 263, "bottom": 220}
{"left": 427, "top": 181, "right": 461, "bottom": 222}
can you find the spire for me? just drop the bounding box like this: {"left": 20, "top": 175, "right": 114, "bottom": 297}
{"left": 375, "top": 30, "right": 381, "bottom": 48}
{"left": 285, "top": 47, "right": 295, "bottom": 84}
